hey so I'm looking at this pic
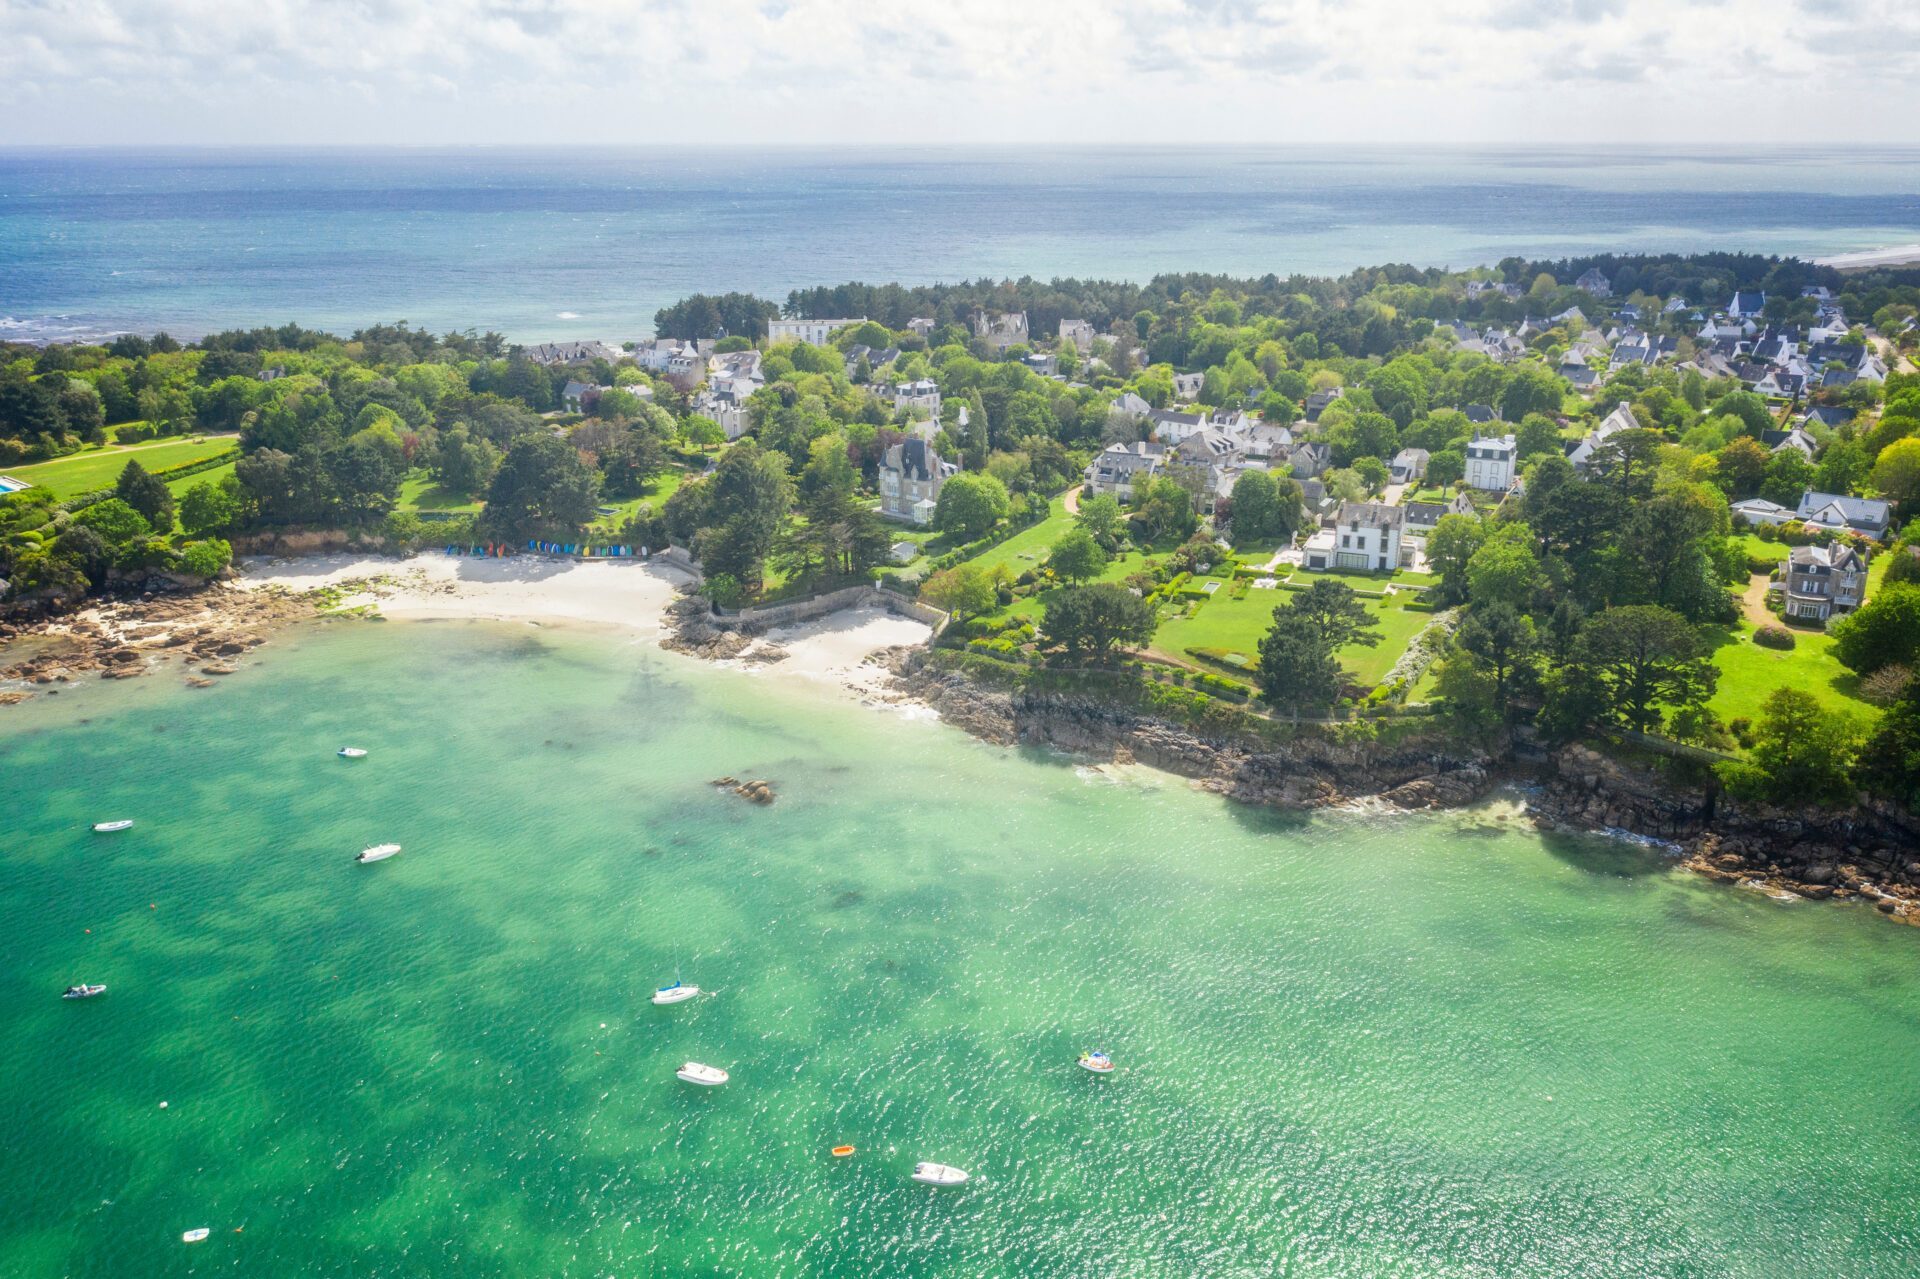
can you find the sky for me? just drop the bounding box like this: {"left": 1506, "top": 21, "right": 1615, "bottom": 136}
{"left": 2, "top": 0, "right": 1916, "bottom": 146}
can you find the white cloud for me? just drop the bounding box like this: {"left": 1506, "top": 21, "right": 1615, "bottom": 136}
{"left": 0, "top": 0, "right": 1912, "bottom": 143}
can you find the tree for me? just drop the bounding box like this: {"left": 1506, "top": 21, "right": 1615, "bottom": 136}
{"left": 433, "top": 426, "right": 503, "bottom": 496}
{"left": 1227, "top": 469, "right": 1302, "bottom": 546}
{"left": 178, "top": 476, "right": 241, "bottom": 535}
{"left": 1466, "top": 522, "right": 1542, "bottom": 610}
{"left": 1256, "top": 611, "right": 1342, "bottom": 716}
{"left": 1426, "top": 448, "right": 1465, "bottom": 487}
{"left": 483, "top": 433, "right": 600, "bottom": 543}
{"left": 1134, "top": 475, "right": 1197, "bottom": 542}
{"left": 1714, "top": 436, "right": 1770, "bottom": 497}
{"left": 1569, "top": 605, "right": 1716, "bottom": 733}
{"left": 1815, "top": 438, "right": 1869, "bottom": 495}
{"left": 1858, "top": 675, "right": 1920, "bottom": 808}
{"left": 114, "top": 459, "right": 175, "bottom": 533}
{"left": 934, "top": 472, "right": 1010, "bottom": 540}
{"left": 683, "top": 440, "right": 795, "bottom": 590}
{"left": 1289, "top": 578, "right": 1381, "bottom": 651}
{"left": 1040, "top": 583, "right": 1155, "bottom": 663}
{"left": 1871, "top": 437, "right": 1920, "bottom": 508}
{"left": 1427, "top": 513, "right": 1487, "bottom": 603}
{"left": 1515, "top": 414, "right": 1562, "bottom": 460}
{"left": 1499, "top": 363, "right": 1565, "bottom": 422}
{"left": 1456, "top": 602, "right": 1539, "bottom": 715}
{"left": 1075, "top": 492, "right": 1125, "bottom": 550}
{"left": 1047, "top": 525, "right": 1109, "bottom": 584}
{"left": 919, "top": 563, "right": 997, "bottom": 622}
{"left": 681, "top": 415, "right": 726, "bottom": 450}
{"left": 1830, "top": 584, "right": 1920, "bottom": 675}
{"left": 1759, "top": 449, "right": 1815, "bottom": 508}
{"left": 1717, "top": 687, "right": 1862, "bottom": 806}
{"left": 177, "top": 537, "right": 233, "bottom": 579}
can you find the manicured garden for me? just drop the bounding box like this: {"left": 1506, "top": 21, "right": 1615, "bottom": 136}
{"left": 1, "top": 436, "right": 238, "bottom": 500}
{"left": 1153, "top": 581, "right": 1433, "bottom": 686}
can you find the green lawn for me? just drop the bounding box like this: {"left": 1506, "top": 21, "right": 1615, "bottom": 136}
{"left": 1706, "top": 622, "right": 1876, "bottom": 727}
{"left": 1, "top": 437, "right": 237, "bottom": 500}
{"left": 1152, "top": 581, "right": 1431, "bottom": 688}
{"left": 397, "top": 472, "right": 485, "bottom": 515}
{"left": 1733, "top": 532, "right": 1790, "bottom": 565}
{"left": 167, "top": 461, "right": 234, "bottom": 497}
{"left": 581, "top": 467, "right": 697, "bottom": 537}
{"left": 960, "top": 492, "right": 1076, "bottom": 578}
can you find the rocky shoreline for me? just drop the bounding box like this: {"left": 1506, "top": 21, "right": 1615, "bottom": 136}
{"left": 885, "top": 651, "right": 1920, "bottom": 927}
{"left": 0, "top": 581, "right": 318, "bottom": 703}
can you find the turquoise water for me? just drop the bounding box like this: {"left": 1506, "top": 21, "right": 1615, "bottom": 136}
{"left": 3, "top": 619, "right": 1920, "bottom": 1277}
{"left": 4, "top": 146, "right": 1920, "bottom": 343}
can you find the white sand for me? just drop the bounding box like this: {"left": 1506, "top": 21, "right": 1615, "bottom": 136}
{"left": 1816, "top": 243, "right": 1920, "bottom": 270}
{"left": 723, "top": 605, "right": 932, "bottom": 699}
{"left": 238, "top": 552, "right": 694, "bottom": 635}
{"left": 237, "top": 552, "right": 932, "bottom": 702}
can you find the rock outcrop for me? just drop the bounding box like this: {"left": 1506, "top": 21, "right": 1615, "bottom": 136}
{"left": 889, "top": 653, "right": 1497, "bottom": 813}
{"left": 1530, "top": 743, "right": 1920, "bottom": 922}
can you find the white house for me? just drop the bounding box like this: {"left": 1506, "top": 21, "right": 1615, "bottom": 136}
{"left": 879, "top": 438, "right": 956, "bottom": 525}
{"left": 767, "top": 317, "right": 862, "bottom": 346}
{"left": 1389, "top": 448, "right": 1430, "bottom": 484}
{"left": 875, "top": 378, "right": 941, "bottom": 417}
{"left": 1058, "top": 318, "right": 1096, "bottom": 352}
{"left": 1304, "top": 502, "right": 1411, "bottom": 573}
{"left": 906, "top": 317, "right": 937, "bottom": 339}
{"left": 1728, "top": 497, "right": 1794, "bottom": 527}
{"left": 561, "top": 380, "right": 606, "bottom": 414}
{"left": 1728, "top": 290, "right": 1767, "bottom": 319}
{"left": 1172, "top": 372, "right": 1204, "bottom": 402}
{"left": 1464, "top": 433, "right": 1518, "bottom": 491}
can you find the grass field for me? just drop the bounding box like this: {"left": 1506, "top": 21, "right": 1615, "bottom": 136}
{"left": 1706, "top": 621, "right": 1877, "bottom": 727}
{"left": 1733, "top": 532, "right": 1790, "bottom": 565}
{"left": 397, "top": 472, "right": 485, "bottom": 516}
{"left": 1153, "top": 583, "right": 1431, "bottom": 686}
{"left": 167, "top": 461, "right": 235, "bottom": 497}
{"left": 0, "top": 437, "right": 237, "bottom": 500}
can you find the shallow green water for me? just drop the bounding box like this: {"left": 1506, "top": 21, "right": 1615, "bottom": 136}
{"left": 4, "top": 620, "right": 1919, "bottom": 1278}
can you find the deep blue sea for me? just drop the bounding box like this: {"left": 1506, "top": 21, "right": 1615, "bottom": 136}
{"left": 3, "top": 146, "right": 1920, "bottom": 344}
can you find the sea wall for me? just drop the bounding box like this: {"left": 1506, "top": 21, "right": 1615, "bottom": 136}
{"left": 714, "top": 586, "right": 948, "bottom": 635}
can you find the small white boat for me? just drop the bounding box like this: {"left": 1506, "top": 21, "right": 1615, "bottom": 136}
{"left": 676, "top": 1061, "right": 728, "bottom": 1086}
{"left": 652, "top": 981, "right": 700, "bottom": 1005}
{"left": 92, "top": 820, "right": 134, "bottom": 833}
{"left": 181, "top": 1228, "right": 210, "bottom": 1244}
{"left": 63, "top": 984, "right": 107, "bottom": 1000}
{"left": 911, "top": 1162, "right": 970, "bottom": 1186}
{"left": 337, "top": 747, "right": 368, "bottom": 759}
{"left": 1079, "top": 1050, "right": 1115, "bottom": 1074}
{"left": 355, "top": 843, "right": 401, "bottom": 864}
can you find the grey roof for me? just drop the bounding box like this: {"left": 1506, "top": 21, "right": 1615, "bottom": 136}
{"left": 1463, "top": 404, "right": 1497, "bottom": 423}
{"left": 1337, "top": 500, "right": 1406, "bottom": 531}
{"left": 887, "top": 438, "right": 945, "bottom": 483}
{"left": 1796, "top": 489, "right": 1890, "bottom": 531}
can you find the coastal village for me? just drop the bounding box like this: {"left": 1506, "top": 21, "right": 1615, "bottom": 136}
{"left": 4, "top": 255, "right": 1920, "bottom": 903}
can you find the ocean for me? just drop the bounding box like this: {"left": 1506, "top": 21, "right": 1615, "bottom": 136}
{"left": 3, "top": 618, "right": 1919, "bottom": 1277}
{"left": 3, "top": 146, "right": 1920, "bottom": 345}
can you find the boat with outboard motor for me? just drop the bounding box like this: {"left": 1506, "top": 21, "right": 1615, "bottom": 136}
{"left": 355, "top": 843, "right": 401, "bottom": 864}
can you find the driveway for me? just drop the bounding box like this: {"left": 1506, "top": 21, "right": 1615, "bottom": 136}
{"left": 1740, "top": 572, "right": 1777, "bottom": 627}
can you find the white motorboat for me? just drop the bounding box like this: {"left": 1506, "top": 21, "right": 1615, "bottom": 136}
{"left": 652, "top": 981, "right": 700, "bottom": 1005}
{"left": 92, "top": 820, "right": 134, "bottom": 833}
{"left": 181, "top": 1228, "right": 210, "bottom": 1244}
{"left": 1079, "top": 1050, "right": 1115, "bottom": 1074}
{"left": 63, "top": 984, "right": 107, "bottom": 1000}
{"left": 337, "top": 747, "right": 368, "bottom": 759}
{"left": 676, "top": 1061, "right": 728, "bottom": 1086}
{"left": 355, "top": 843, "right": 401, "bottom": 864}
{"left": 911, "top": 1162, "right": 970, "bottom": 1186}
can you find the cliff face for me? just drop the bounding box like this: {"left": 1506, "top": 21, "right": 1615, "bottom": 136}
{"left": 892, "top": 657, "right": 1499, "bottom": 812}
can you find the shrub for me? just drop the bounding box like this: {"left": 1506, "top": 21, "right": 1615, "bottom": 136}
{"left": 177, "top": 538, "right": 232, "bottom": 578}
{"left": 1861, "top": 664, "right": 1913, "bottom": 707}
{"left": 1753, "top": 624, "right": 1795, "bottom": 650}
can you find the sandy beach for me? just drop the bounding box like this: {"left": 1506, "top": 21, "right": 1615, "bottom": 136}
{"left": 235, "top": 552, "right": 933, "bottom": 702}
{"left": 1815, "top": 243, "right": 1920, "bottom": 270}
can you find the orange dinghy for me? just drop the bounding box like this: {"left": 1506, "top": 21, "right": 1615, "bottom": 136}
{"left": 831, "top": 1145, "right": 856, "bottom": 1158}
